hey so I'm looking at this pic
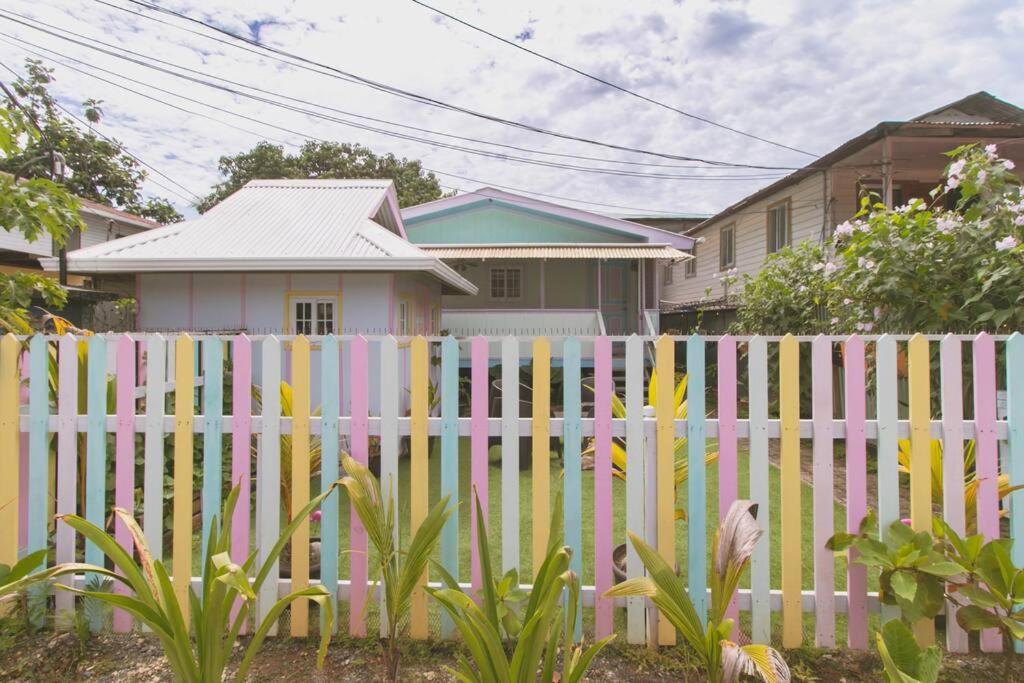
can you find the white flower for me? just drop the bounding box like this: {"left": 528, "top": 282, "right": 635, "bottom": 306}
{"left": 811, "top": 262, "right": 825, "bottom": 272}
{"left": 824, "top": 261, "right": 840, "bottom": 275}
{"left": 857, "top": 257, "right": 876, "bottom": 269}
{"left": 936, "top": 215, "right": 960, "bottom": 233}
{"left": 831, "top": 317, "right": 839, "bottom": 325}
{"left": 978, "top": 170, "right": 987, "bottom": 183}
{"left": 985, "top": 143, "right": 998, "bottom": 159}
{"left": 843, "top": 298, "right": 852, "bottom": 305}
{"left": 1004, "top": 160, "right": 1016, "bottom": 170}
{"left": 1015, "top": 215, "right": 1024, "bottom": 226}
{"left": 946, "top": 176, "right": 960, "bottom": 190}
{"left": 834, "top": 221, "right": 855, "bottom": 237}
{"left": 727, "top": 267, "right": 738, "bottom": 277}
{"left": 995, "top": 235, "right": 1019, "bottom": 251}
{"left": 874, "top": 306, "right": 883, "bottom": 319}
{"left": 862, "top": 321, "right": 874, "bottom": 332}
{"left": 948, "top": 159, "right": 966, "bottom": 177}
{"left": 855, "top": 219, "right": 870, "bottom": 232}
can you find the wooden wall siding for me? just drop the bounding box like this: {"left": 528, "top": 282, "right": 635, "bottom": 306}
{"left": 663, "top": 171, "right": 826, "bottom": 305}
{"left": 5, "top": 332, "right": 1023, "bottom": 655}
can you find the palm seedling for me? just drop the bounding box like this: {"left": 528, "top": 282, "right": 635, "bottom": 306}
{"left": 606, "top": 500, "right": 790, "bottom": 683}
{"left": 337, "top": 453, "right": 452, "bottom": 682}
{"left": 16, "top": 482, "right": 337, "bottom": 682}
{"left": 428, "top": 491, "right": 615, "bottom": 683}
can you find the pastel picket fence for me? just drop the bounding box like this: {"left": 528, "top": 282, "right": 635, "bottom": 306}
{"left": 2, "top": 332, "right": 1022, "bottom": 653}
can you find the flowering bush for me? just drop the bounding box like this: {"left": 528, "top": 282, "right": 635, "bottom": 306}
{"left": 737, "top": 143, "right": 1024, "bottom": 334}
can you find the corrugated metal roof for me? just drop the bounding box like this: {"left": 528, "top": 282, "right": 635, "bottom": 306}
{"left": 55, "top": 179, "right": 477, "bottom": 294}
{"left": 421, "top": 245, "right": 692, "bottom": 260}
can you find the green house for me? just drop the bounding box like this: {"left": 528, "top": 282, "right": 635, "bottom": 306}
{"left": 402, "top": 188, "right": 694, "bottom": 339}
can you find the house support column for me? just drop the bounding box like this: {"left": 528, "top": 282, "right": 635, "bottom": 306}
{"left": 597, "top": 260, "right": 602, "bottom": 312}
{"left": 637, "top": 259, "right": 644, "bottom": 334}
{"left": 882, "top": 136, "right": 894, "bottom": 208}
{"left": 540, "top": 259, "right": 546, "bottom": 309}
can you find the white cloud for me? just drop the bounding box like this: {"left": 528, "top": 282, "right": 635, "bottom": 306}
{"left": 0, "top": 0, "right": 1021, "bottom": 219}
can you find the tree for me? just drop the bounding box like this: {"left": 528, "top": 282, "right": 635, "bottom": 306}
{"left": 736, "top": 143, "right": 1024, "bottom": 334}
{"left": 199, "top": 140, "right": 448, "bottom": 211}
{"left": 0, "top": 104, "right": 76, "bottom": 331}
{"left": 0, "top": 60, "right": 182, "bottom": 223}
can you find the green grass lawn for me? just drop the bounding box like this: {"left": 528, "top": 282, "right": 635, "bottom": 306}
{"left": 305, "top": 438, "right": 850, "bottom": 594}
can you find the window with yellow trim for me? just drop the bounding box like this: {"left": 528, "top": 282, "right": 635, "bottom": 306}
{"left": 291, "top": 296, "right": 335, "bottom": 335}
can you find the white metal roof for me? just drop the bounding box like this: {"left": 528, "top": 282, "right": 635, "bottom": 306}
{"left": 421, "top": 244, "right": 693, "bottom": 260}
{"left": 48, "top": 179, "right": 477, "bottom": 295}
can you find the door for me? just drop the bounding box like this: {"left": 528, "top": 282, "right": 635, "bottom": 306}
{"left": 601, "top": 260, "right": 630, "bottom": 334}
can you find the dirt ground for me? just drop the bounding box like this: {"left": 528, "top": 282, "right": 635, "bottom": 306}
{"left": 0, "top": 629, "right": 1020, "bottom": 682}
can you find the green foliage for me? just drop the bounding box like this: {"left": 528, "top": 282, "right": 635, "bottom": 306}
{"left": 338, "top": 453, "right": 452, "bottom": 682}
{"left": 606, "top": 501, "right": 788, "bottom": 683}
{"left": 736, "top": 143, "right": 1024, "bottom": 334}
{"left": 876, "top": 620, "right": 941, "bottom": 683}
{"left": 937, "top": 521, "right": 1024, "bottom": 645}
{"left": 429, "top": 492, "right": 614, "bottom": 683}
{"left": 32, "top": 483, "right": 336, "bottom": 682}
{"left": 827, "top": 514, "right": 959, "bottom": 623}
{"left": 0, "top": 102, "right": 74, "bottom": 332}
{"left": 198, "top": 140, "right": 448, "bottom": 211}
{"left": 1, "top": 60, "right": 182, "bottom": 222}
{"left": 734, "top": 241, "right": 839, "bottom": 335}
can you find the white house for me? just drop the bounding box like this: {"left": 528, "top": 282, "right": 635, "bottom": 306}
{"left": 661, "top": 91, "right": 1024, "bottom": 331}
{"left": 49, "top": 179, "right": 476, "bottom": 335}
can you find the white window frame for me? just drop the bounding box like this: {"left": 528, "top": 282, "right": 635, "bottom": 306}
{"left": 684, "top": 250, "right": 697, "bottom": 279}
{"left": 766, "top": 199, "right": 792, "bottom": 254}
{"left": 290, "top": 296, "right": 336, "bottom": 335}
{"left": 719, "top": 223, "right": 736, "bottom": 270}
{"left": 397, "top": 300, "right": 411, "bottom": 336}
{"left": 662, "top": 263, "right": 674, "bottom": 285}
{"left": 489, "top": 266, "right": 523, "bottom": 302}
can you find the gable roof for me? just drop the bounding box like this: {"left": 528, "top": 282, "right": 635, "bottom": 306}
{"left": 689, "top": 92, "right": 1024, "bottom": 234}
{"left": 402, "top": 187, "right": 695, "bottom": 249}
{"left": 48, "top": 179, "right": 476, "bottom": 294}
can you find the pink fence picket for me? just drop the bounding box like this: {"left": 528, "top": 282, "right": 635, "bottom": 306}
{"left": 593, "top": 336, "right": 613, "bottom": 638}
{"left": 349, "top": 335, "right": 369, "bottom": 637}
{"left": 844, "top": 335, "right": 868, "bottom": 649}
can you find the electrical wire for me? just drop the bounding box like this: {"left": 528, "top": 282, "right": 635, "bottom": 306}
{"left": 0, "top": 22, "right": 789, "bottom": 182}
{"left": 1, "top": 36, "right": 715, "bottom": 215}
{"left": 98, "top": 0, "right": 800, "bottom": 170}
{"left": 0, "top": 57, "right": 200, "bottom": 205}
{"left": 409, "top": 0, "right": 817, "bottom": 157}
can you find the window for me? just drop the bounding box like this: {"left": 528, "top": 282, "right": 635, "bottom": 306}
{"left": 662, "top": 263, "right": 674, "bottom": 285}
{"left": 291, "top": 297, "right": 335, "bottom": 335}
{"left": 684, "top": 251, "right": 697, "bottom": 278}
{"left": 430, "top": 306, "right": 440, "bottom": 334}
{"left": 489, "top": 267, "right": 522, "bottom": 301}
{"left": 719, "top": 223, "right": 736, "bottom": 269}
{"left": 766, "top": 200, "right": 791, "bottom": 254}
{"left": 397, "top": 300, "right": 410, "bottom": 336}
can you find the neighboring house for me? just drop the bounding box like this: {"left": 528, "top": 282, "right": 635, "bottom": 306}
{"left": 661, "top": 91, "right": 1024, "bottom": 332}
{"left": 0, "top": 190, "right": 161, "bottom": 326}
{"left": 50, "top": 179, "right": 475, "bottom": 335}
{"left": 607, "top": 213, "right": 711, "bottom": 235}
{"left": 401, "top": 187, "right": 694, "bottom": 347}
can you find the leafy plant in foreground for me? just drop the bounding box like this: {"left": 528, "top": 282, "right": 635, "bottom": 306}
{"left": 429, "top": 491, "right": 615, "bottom": 683}
{"left": 338, "top": 453, "right": 452, "bottom": 682}
{"left": 876, "top": 620, "right": 941, "bottom": 683}
{"left": 606, "top": 500, "right": 789, "bottom": 683}
{"left": 31, "top": 482, "right": 337, "bottom": 682}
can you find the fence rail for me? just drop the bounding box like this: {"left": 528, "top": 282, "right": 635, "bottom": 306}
{"left": 2, "top": 332, "right": 1022, "bottom": 654}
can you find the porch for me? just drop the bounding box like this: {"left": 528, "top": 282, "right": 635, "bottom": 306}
{"left": 424, "top": 245, "right": 682, "bottom": 339}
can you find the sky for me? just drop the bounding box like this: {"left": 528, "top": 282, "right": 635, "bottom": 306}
{"left": 0, "top": 0, "right": 1022, "bottom": 220}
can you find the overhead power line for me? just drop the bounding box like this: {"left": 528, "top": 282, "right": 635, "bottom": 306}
{"left": 0, "top": 21, "right": 789, "bottom": 182}
{"left": 409, "top": 0, "right": 817, "bottom": 157}
{"left": 2, "top": 37, "right": 713, "bottom": 215}
{"left": 98, "top": 0, "right": 800, "bottom": 170}
{"left": 0, "top": 57, "right": 200, "bottom": 205}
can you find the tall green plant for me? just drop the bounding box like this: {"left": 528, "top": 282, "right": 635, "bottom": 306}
{"left": 29, "top": 483, "right": 336, "bottom": 682}
{"left": 338, "top": 453, "right": 452, "bottom": 682}
{"left": 606, "top": 500, "right": 789, "bottom": 683}
{"left": 876, "top": 620, "right": 942, "bottom": 683}
{"left": 428, "top": 492, "right": 614, "bottom": 683}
